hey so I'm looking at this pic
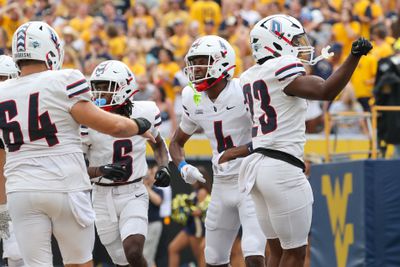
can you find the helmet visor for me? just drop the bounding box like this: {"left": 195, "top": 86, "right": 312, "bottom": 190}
{"left": 292, "top": 33, "right": 314, "bottom": 63}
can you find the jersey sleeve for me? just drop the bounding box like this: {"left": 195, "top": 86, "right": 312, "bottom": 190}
{"left": 63, "top": 69, "right": 92, "bottom": 110}
{"left": 274, "top": 56, "right": 306, "bottom": 89}
{"left": 179, "top": 86, "right": 199, "bottom": 135}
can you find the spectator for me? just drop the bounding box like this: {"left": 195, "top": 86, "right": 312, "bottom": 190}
{"left": 169, "top": 180, "right": 210, "bottom": 267}
{"left": 143, "top": 166, "right": 165, "bottom": 267}
{"left": 161, "top": 0, "right": 190, "bottom": 29}
{"left": 190, "top": 0, "right": 222, "bottom": 34}
{"left": 332, "top": 2, "right": 361, "bottom": 63}
{"left": 84, "top": 37, "right": 112, "bottom": 63}
{"left": 153, "top": 48, "right": 180, "bottom": 101}
{"left": 105, "top": 24, "right": 127, "bottom": 60}
{"left": 374, "top": 38, "right": 400, "bottom": 158}
{"left": 134, "top": 74, "right": 157, "bottom": 101}
{"left": 169, "top": 19, "right": 193, "bottom": 60}
{"left": 329, "top": 85, "right": 369, "bottom": 137}
{"left": 126, "top": 3, "right": 155, "bottom": 33}
{"left": 68, "top": 4, "right": 93, "bottom": 34}
{"left": 152, "top": 86, "right": 178, "bottom": 139}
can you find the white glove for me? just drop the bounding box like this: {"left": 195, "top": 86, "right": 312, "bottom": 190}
{"left": 0, "top": 204, "right": 10, "bottom": 239}
{"left": 180, "top": 164, "right": 206, "bottom": 184}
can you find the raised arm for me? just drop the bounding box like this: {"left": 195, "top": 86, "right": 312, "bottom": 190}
{"left": 284, "top": 38, "right": 373, "bottom": 101}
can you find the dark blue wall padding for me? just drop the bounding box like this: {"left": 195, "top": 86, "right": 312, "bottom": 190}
{"left": 310, "top": 160, "right": 400, "bottom": 267}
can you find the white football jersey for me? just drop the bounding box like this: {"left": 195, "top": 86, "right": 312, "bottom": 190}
{"left": 82, "top": 101, "right": 161, "bottom": 183}
{"left": 180, "top": 78, "right": 252, "bottom": 177}
{"left": 240, "top": 55, "right": 307, "bottom": 159}
{"left": 0, "top": 69, "right": 92, "bottom": 192}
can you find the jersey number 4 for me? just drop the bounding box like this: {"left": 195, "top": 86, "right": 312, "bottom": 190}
{"left": 214, "top": 121, "right": 235, "bottom": 153}
{"left": 243, "top": 80, "right": 277, "bottom": 137}
{"left": 0, "top": 93, "right": 59, "bottom": 151}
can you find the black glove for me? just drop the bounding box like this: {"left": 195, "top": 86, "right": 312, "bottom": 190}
{"left": 99, "top": 162, "right": 129, "bottom": 182}
{"left": 133, "top": 117, "right": 151, "bottom": 135}
{"left": 154, "top": 166, "right": 171, "bottom": 187}
{"left": 351, "top": 37, "right": 373, "bottom": 57}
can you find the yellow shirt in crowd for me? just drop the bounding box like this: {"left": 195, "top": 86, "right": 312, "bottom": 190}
{"left": 190, "top": 0, "right": 221, "bottom": 34}
{"left": 332, "top": 21, "right": 361, "bottom": 63}
{"left": 351, "top": 54, "right": 377, "bottom": 99}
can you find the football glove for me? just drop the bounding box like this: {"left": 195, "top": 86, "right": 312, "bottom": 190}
{"left": 154, "top": 166, "right": 171, "bottom": 187}
{"left": 99, "top": 162, "right": 129, "bottom": 182}
{"left": 180, "top": 164, "right": 206, "bottom": 184}
{"left": 0, "top": 204, "right": 10, "bottom": 239}
{"left": 133, "top": 117, "right": 152, "bottom": 135}
{"left": 351, "top": 37, "right": 373, "bottom": 57}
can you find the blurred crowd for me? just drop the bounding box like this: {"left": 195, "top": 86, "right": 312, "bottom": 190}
{"left": 1, "top": 0, "right": 400, "bottom": 138}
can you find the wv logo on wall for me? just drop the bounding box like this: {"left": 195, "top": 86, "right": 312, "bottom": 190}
{"left": 322, "top": 173, "right": 354, "bottom": 267}
{"left": 310, "top": 161, "right": 366, "bottom": 267}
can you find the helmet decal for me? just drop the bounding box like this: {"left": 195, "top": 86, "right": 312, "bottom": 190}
{"left": 16, "top": 23, "right": 30, "bottom": 52}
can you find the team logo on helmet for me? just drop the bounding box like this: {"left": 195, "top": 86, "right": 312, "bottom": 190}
{"left": 270, "top": 20, "right": 282, "bottom": 34}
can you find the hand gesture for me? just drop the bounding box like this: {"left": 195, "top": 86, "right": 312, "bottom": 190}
{"left": 351, "top": 37, "right": 373, "bottom": 57}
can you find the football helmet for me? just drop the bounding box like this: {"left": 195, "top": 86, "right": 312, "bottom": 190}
{"left": 12, "top": 21, "right": 64, "bottom": 70}
{"left": 250, "top": 15, "right": 320, "bottom": 64}
{"left": 184, "top": 35, "right": 236, "bottom": 92}
{"left": 90, "top": 60, "right": 138, "bottom": 111}
{"left": 0, "top": 55, "right": 19, "bottom": 79}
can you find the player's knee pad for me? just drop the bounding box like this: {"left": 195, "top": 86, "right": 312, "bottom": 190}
{"left": 205, "top": 246, "right": 230, "bottom": 266}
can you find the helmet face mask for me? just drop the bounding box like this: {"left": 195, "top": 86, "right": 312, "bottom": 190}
{"left": 184, "top": 55, "right": 214, "bottom": 85}
{"left": 12, "top": 21, "right": 64, "bottom": 70}
{"left": 90, "top": 60, "right": 138, "bottom": 111}
{"left": 184, "top": 35, "right": 236, "bottom": 91}
{"left": 250, "top": 15, "right": 316, "bottom": 65}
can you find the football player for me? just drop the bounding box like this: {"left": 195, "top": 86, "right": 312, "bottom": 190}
{"left": 220, "top": 14, "right": 373, "bottom": 267}
{"left": 0, "top": 21, "right": 153, "bottom": 267}
{"left": 169, "top": 35, "right": 266, "bottom": 267}
{"left": 0, "top": 55, "right": 25, "bottom": 267}
{"left": 82, "top": 60, "right": 170, "bottom": 267}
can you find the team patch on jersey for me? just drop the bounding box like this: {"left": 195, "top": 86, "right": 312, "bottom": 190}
{"left": 275, "top": 63, "right": 305, "bottom": 82}
{"left": 66, "top": 79, "right": 90, "bottom": 98}
{"left": 195, "top": 109, "right": 204, "bottom": 115}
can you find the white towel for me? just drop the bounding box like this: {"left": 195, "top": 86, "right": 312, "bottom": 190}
{"left": 238, "top": 153, "right": 264, "bottom": 196}
{"left": 68, "top": 191, "right": 96, "bottom": 227}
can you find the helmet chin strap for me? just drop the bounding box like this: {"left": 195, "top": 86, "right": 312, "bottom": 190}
{"left": 308, "top": 46, "right": 334, "bottom": 65}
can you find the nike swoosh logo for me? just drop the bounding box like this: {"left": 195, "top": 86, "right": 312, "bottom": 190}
{"left": 135, "top": 193, "right": 145, "bottom": 198}
{"left": 226, "top": 106, "right": 235, "bottom": 110}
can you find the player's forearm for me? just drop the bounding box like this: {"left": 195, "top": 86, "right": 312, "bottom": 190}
{"left": 87, "top": 166, "right": 101, "bottom": 178}
{"left": 169, "top": 140, "right": 186, "bottom": 167}
{"left": 152, "top": 135, "right": 169, "bottom": 167}
{"left": 321, "top": 54, "right": 360, "bottom": 100}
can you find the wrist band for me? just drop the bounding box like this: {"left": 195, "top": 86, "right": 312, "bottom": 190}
{"left": 178, "top": 160, "right": 187, "bottom": 172}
